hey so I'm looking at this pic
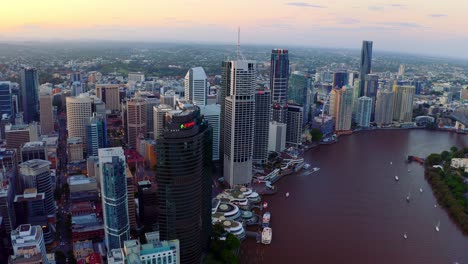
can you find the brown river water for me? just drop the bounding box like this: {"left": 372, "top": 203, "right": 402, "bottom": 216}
{"left": 240, "top": 129, "right": 468, "bottom": 264}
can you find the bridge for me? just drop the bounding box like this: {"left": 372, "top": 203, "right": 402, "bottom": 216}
{"left": 451, "top": 108, "right": 468, "bottom": 127}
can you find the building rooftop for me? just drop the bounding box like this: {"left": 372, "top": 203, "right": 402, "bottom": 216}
{"left": 67, "top": 175, "right": 97, "bottom": 186}
{"left": 22, "top": 141, "right": 45, "bottom": 149}
{"left": 19, "top": 159, "right": 51, "bottom": 170}
{"left": 68, "top": 137, "right": 83, "bottom": 144}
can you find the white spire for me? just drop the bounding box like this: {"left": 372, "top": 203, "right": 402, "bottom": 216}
{"left": 236, "top": 27, "right": 246, "bottom": 61}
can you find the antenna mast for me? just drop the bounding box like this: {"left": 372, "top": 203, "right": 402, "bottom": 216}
{"left": 236, "top": 27, "right": 246, "bottom": 61}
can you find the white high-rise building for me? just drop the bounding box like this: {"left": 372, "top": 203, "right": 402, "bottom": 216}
{"left": 66, "top": 95, "right": 92, "bottom": 149}
{"left": 153, "top": 104, "right": 173, "bottom": 140}
{"left": 200, "top": 104, "right": 220, "bottom": 161}
{"left": 99, "top": 147, "right": 130, "bottom": 250}
{"left": 375, "top": 89, "right": 394, "bottom": 125}
{"left": 393, "top": 85, "right": 415, "bottom": 122}
{"left": 39, "top": 92, "right": 54, "bottom": 135}
{"left": 11, "top": 224, "right": 49, "bottom": 264}
{"left": 184, "top": 67, "right": 208, "bottom": 106}
{"left": 223, "top": 60, "right": 256, "bottom": 186}
{"left": 268, "top": 121, "right": 286, "bottom": 152}
{"left": 356, "top": 96, "right": 372, "bottom": 127}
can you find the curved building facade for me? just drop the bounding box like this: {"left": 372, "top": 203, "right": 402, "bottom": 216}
{"left": 156, "top": 106, "right": 212, "bottom": 264}
{"left": 66, "top": 95, "right": 92, "bottom": 149}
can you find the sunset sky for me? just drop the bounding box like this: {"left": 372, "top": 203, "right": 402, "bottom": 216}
{"left": 1, "top": 0, "right": 467, "bottom": 57}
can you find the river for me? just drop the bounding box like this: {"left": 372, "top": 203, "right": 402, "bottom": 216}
{"left": 240, "top": 130, "right": 468, "bottom": 264}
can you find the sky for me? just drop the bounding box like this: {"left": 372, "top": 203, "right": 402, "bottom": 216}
{"left": 1, "top": 0, "right": 467, "bottom": 57}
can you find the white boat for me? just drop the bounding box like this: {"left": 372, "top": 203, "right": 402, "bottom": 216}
{"left": 403, "top": 233, "right": 407, "bottom": 239}
{"left": 435, "top": 221, "right": 440, "bottom": 232}
{"left": 263, "top": 202, "right": 268, "bottom": 209}
{"left": 304, "top": 164, "right": 311, "bottom": 170}
{"left": 390, "top": 161, "right": 393, "bottom": 165}
{"left": 285, "top": 192, "right": 290, "bottom": 198}
{"left": 395, "top": 176, "right": 399, "bottom": 181}
{"left": 406, "top": 193, "right": 411, "bottom": 202}
{"left": 261, "top": 227, "right": 272, "bottom": 245}
{"left": 434, "top": 204, "right": 437, "bottom": 208}
{"left": 312, "top": 167, "right": 320, "bottom": 172}
{"left": 419, "top": 188, "right": 423, "bottom": 193}
{"left": 408, "top": 169, "right": 411, "bottom": 172}
{"left": 262, "top": 212, "right": 271, "bottom": 227}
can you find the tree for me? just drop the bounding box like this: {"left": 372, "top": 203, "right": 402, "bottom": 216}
{"left": 426, "top": 153, "right": 442, "bottom": 166}
{"left": 310, "top": 128, "right": 323, "bottom": 142}
{"left": 451, "top": 146, "right": 459, "bottom": 153}
{"left": 441, "top": 151, "right": 451, "bottom": 161}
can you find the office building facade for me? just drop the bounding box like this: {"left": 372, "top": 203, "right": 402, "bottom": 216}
{"left": 0, "top": 82, "right": 12, "bottom": 117}
{"left": 10, "top": 224, "right": 49, "bottom": 264}
{"left": 156, "top": 107, "right": 212, "bottom": 264}
{"left": 184, "top": 67, "right": 208, "bottom": 106}
{"left": 20, "top": 68, "right": 40, "bottom": 123}
{"left": 329, "top": 87, "right": 354, "bottom": 131}
{"left": 19, "top": 160, "right": 54, "bottom": 217}
{"left": 356, "top": 96, "right": 372, "bottom": 127}
{"left": 99, "top": 147, "right": 130, "bottom": 250}
{"left": 39, "top": 92, "right": 54, "bottom": 135}
{"left": 66, "top": 95, "right": 92, "bottom": 149}
{"left": 359, "top": 41, "right": 373, "bottom": 97}
{"left": 153, "top": 104, "right": 172, "bottom": 140}
{"left": 253, "top": 89, "right": 271, "bottom": 164}
{"left": 286, "top": 104, "right": 303, "bottom": 145}
{"left": 126, "top": 98, "right": 147, "bottom": 149}
{"left": 223, "top": 60, "right": 255, "bottom": 186}
{"left": 393, "top": 85, "right": 415, "bottom": 122}
{"left": 200, "top": 104, "right": 221, "bottom": 161}
{"left": 375, "top": 89, "right": 395, "bottom": 125}
{"left": 86, "top": 115, "right": 106, "bottom": 157}
{"left": 96, "top": 84, "right": 121, "bottom": 111}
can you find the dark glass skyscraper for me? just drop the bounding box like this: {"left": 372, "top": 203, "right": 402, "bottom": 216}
{"left": 0, "top": 82, "right": 12, "bottom": 117}
{"left": 359, "top": 41, "right": 373, "bottom": 97}
{"left": 289, "top": 72, "right": 313, "bottom": 124}
{"left": 156, "top": 106, "right": 212, "bottom": 264}
{"left": 20, "top": 67, "right": 39, "bottom": 123}
{"left": 332, "top": 71, "right": 348, "bottom": 89}
{"left": 270, "top": 49, "right": 290, "bottom": 123}
{"left": 253, "top": 89, "right": 271, "bottom": 164}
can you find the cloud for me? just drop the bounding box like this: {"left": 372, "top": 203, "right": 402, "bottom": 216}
{"left": 286, "top": 2, "right": 326, "bottom": 8}
{"left": 429, "top": 14, "right": 448, "bottom": 18}
{"left": 338, "top": 17, "right": 360, "bottom": 24}
{"left": 378, "top": 22, "right": 422, "bottom": 28}
{"left": 369, "top": 4, "right": 406, "bottom": 11}
{"left": 368, "top": 5, "right": 384, "bottom": 11}
{"left": 17, "top": 24, "right": 42, "bottom": 30}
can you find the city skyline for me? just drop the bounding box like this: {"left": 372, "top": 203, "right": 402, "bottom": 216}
{"left": 1, "top": 1, "right": 467, "bottom": 58}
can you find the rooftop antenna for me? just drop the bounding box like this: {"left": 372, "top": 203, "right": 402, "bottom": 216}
{"left": 236, "top": 27, "right": 246, "bottom": 61}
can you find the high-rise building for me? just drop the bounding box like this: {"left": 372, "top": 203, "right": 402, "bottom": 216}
{"left": 86, "top": 115, "right": 106, "bottom": 157}
{"left": 126, "top": 168, "right": 137, "bottom": 230}
{"left": 39, "top": 92, "right": 54, "bottom": 135}
{"left": 156, "top": 107, "right": 212, "bottom": 264}
{"left": 19, "top": 160, "right": 54, "bottom": 217}
{"left": 126, "top": 98, "right": 147, "bottom": 149}
{"left": 268, "top": 121, "right": 286, "bottom": 152}
{"left": 21, "top": 141, "right": 46, "bottom": 162}
{"left": 356, "top": 96, "right": 372, "bottom": 127}
{"left": 144, "top": 98, "right": 159, "bottom": 138}
{"left": 5, "top": 123, "right": 39, "bottom": 161}
{"left": 67, "top": 137, "right": 84, "bottom": 162}
{"left": 375, "top": 89, "right": 395, "bottom": 125}
{"left": 0, "top": 170, "right": 16, "bottom": 234}
{"left": 329, "top": 87, "right": 354, "bottom": 131}
{"left": 253, "top": 89, "right": 271, "bottom": 164}
{"left": 219, "top": 61, "right": 232, "bottom": 166}
{"left": 123, "top": 239, "right": 180, "bottom": 264}
{"left": 223, "top": 60, "right": 255, "bottom": 186}
{"left": 96, "top": 84, "right": 121, "bottom": 111}
{"left": 393, "top": 85, "right": 415, "bottom": 122}
{"left": 288, "top": 71, "right": 313, "bottom": 124}
{"left": 0, "top": 82, "right": 12, "bottom": 117}
{"left": 286, "top": 104, "right": 303, "bottom": 145}
{"left": 66, "top": 95, "right": 92, "bottom": 149}
{"left": 98, "top": 147, "right": 130, "bottom": 250}
{"left": 160, "top": 90, "right": 177, "bottom": 109}
{"left": 153, "top": 104, "right": 172, "bottom": 140}
{"left": 398, "top": 64, "right": 405, "bottom": 77}
{"left": 20, "top": 68, "right": 40, "bottom": 123}
{"left": 364, "top": 74, "right": 379, "bottom": 99}
{"left": 200, "top": 104, "right": 221, "bottom": 161}
{"left": 332, "top": 71, "right": 348, "bottom": 89}
{"left": 270, "top": 49, "right": 289, "bottom": 104}
{"left": 359, "top": 41, "right": 373, "bottom": 97}
{"left": 10, "top": 224, "right": 49, "bottom": 264}
{"left": 137, "top": 181, "right": 158, "bottom": 232}
{"left": 184, "top": 67, "right": 208, "bottom": 106}
{"left": 270, "top": 49, "right": 289, "bottom": 123}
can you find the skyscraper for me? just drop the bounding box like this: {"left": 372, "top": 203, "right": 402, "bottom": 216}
{"left": 99, "top": 147, "right": 130, "bottom": 250}
{"left": 126, "top": 98, "right": 147, "bottom": 149}
{"left": 20, "top": 67, "right": 40, "bottom": 123}
{"left": 223, "top": 60, "right": 255, "bottom": 186}
{"left": 0, "top": 81, "right": 12, "bottom": 117}
{"left": 375, "top": 89, "right": 395, "bottom": 125}
{"left": 364, "top": 74, "right": 379, "bottom": 99}
{"left": 359, "top": 41, "right": 373, "bottom": 97}
{"left": 19, "top": 160, "right": 54, "bottom": 218}
{"left": 144, "top": 97, "right": 159, "bottom": 138}
{"left": 356, "top": 96, "right": 372, "bottom": 127}
{"left": 153, "top": 104, "right": 173, "bottom": 140}
{"left": 156, "top": 107, "right": 212, "bottom": 264}
{"left": 200, "top": 104, "right": 221, "bottom": 161}
{"left": 184, "top": 67, "right": 208, "bottom": 106}
{"left": 332, "top": 71, "right": 348, "bottom": 89}
{"left": 393, "top": 85, "right": 415, "bottom": 122}
{"left": 286, "top": 104, "right": 303, "bottom": 145}
{"left": 270, "top": 49, "right": 289, "bottom": 123}
{"left": 86, "top": 115, "right": 106, "bottom": 157}
{"left": 329, "top": 87, "right": 354, "bottom": 131}
{"left": 219, "top": 61, "right": 232, "bottom": 166}
{"left": 288, "top": 71, "right": 313, "bottom": 124}
{"left": 39, "top": 92, "right": 54, "bottom": 135}
{"left": 253, "top": 89, "right": 271, "bottom": 164}
{"left": 96, "top": 84, "right": 121, "bottom": 111}
{"left": 66, "top": 95, "right": 92, "bottom": 149}
{"left": 10, "top": 224, "right": 49, "bottom": 264}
